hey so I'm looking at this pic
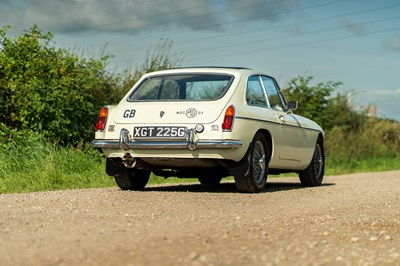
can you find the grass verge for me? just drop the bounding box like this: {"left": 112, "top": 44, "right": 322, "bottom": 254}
{"left": 1, "top": 138, "right": 399, "bottom": 194}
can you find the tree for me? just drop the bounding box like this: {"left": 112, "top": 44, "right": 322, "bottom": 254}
{"left": 117, "top": 38, "right": 184, "bottom": 99}
{"left": 283, "top": 76, "right": 366, "bottom": 131}
{"left": 0, "top": 26, "right": 119, "bottom": 145}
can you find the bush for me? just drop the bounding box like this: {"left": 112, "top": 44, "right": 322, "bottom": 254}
{"left": 284, "top": 76, "right": 367, "bottom": 131}
{"left": 0, "top": 26, "right": 119, "bottom": 145}
{"left": 284, "top": 75, "right": 400, "bottom": 173}
{"left": 325, "top": 118, "right": 400, "bottom": 161}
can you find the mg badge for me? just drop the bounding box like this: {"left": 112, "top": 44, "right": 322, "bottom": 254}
{"left": 160, "top": 111, "right": 165, "bottom": 118}
{"left": 185, "top": 108, "right": 198, "bottom": 118}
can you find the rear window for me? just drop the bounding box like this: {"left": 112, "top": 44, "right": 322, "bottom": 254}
{"left": 128, "top": 74, "right": 234, "bottom": 101}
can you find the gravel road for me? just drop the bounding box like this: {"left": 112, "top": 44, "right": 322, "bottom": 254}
{"left": 1, "top": 171, "right": 399, "bottom": 266}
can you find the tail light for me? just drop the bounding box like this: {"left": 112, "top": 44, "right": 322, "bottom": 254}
{"left": 222, "top": 105, "right": 235, "bottom": 131}
{"left": 95, "top": 106, "right": 108, "bottom": 131}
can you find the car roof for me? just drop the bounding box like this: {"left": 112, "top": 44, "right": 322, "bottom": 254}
{"left": 143, "top": 67, "right": 257, "bottom": 76}
{"left": 171, "top": 66, "right": 251, "bottom": 70}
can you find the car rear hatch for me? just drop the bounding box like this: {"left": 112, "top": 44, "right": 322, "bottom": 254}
{"left": 112, "top": 100, "right": 228, "bottom": 125}
{"left": 112, "top": 72, "right": 237, "bottom": 129}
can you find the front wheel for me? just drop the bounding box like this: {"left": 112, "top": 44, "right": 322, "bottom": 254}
{"left": 114, "top": 168, "right": 150, "bottom": 190}
{"left": 234, "top": 132, "right": 269, "bottom": 193}
{"left": 299, "top": 141, "right": 324, "bottom": 187}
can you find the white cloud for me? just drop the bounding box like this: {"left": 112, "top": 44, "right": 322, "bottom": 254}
{"left": 0, "top": 0, "right": 301, "bottom": 34}
{"left": 384, "top": 33, "right": 400, "bottom": 52}
{"left": 227, "top": 0, "right": 300, "bottom": 22}
{"left": 341, "top": 18, "right": 365, "bottom": 35}
{"left": 353, "top": 89, "right": 400, "bottom": 121}
{"left": 1, "top": 0, "right": 223, "bottom": 33}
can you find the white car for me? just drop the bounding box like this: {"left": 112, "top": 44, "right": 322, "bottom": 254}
{"left": 93, "top": 67, "right": 325, "bottom": 193}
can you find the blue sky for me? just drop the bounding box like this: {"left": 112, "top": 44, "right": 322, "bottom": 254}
{"left": 1, "top": 0, "right": 400, "bottom": 120}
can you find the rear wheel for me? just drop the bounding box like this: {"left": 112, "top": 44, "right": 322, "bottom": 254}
{"left": 198, "top": 176, "right": 222, "bottom": 185}
{"left": 234, "top": 132, "right": 269, "bottom": 193}
{"left": 114, "top": 168, "right": 150, "bottom": 190}
{"left": 299, "top": 141, "right": 324, "bottom": 186}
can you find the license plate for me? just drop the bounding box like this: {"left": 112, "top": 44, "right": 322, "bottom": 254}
{"left": 133, "top": 126, "right": 187, "bottom": 139}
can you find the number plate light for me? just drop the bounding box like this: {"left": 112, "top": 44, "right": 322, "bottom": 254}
{"left": 195, "top": 124, "right": 204, "bottom": 133}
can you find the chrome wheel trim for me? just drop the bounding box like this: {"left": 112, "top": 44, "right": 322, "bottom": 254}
{"left": 252, "top": 140, "right": 266, "bottom": 185}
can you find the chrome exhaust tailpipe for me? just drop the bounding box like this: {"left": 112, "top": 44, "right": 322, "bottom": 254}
{"left": 119, "top": 128, "right": 130, "bottom": 150}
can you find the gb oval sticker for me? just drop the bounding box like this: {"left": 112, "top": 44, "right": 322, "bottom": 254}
{"left": 123, "top": 109, "right": 136, "bottom": 118}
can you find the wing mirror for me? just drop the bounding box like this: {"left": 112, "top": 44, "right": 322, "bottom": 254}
{"left": 287, "top": 101, "right": 298, "bottom": 111}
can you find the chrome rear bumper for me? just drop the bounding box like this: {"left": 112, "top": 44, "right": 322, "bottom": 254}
{"left": 92, "top": 128, "right": 242, "bottom": 151}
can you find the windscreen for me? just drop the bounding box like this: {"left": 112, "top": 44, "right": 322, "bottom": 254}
{"left": 128, "top": 74, "right": 234, "bottom": 101}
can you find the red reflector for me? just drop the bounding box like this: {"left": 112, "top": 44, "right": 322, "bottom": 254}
{"left": 95, "top": 107, "right": 108, "bottom": 131}
{"left": 222, "top": 105, "right": 235, "bottom": 131}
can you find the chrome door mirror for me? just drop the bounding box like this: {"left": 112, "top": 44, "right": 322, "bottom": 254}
{"left": 287, "top": 101, "right": 298, "bottom": 111}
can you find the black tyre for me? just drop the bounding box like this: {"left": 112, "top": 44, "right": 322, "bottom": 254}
{"left": 234, "top": 132, "right": 269, "bottom": 193}
{"left": 198, "top": 176, "right": 222, "bottom": 185}
{"left": 114, "top": 168, "right": 150, "bottom": 190}
{"left": 299, "top": 141, "right": 324, "bottom": 187}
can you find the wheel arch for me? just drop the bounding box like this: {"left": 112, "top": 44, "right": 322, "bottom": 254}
{"left": 298, "top": 131, "right": 325, "bottom": 187}
{"left": 256, "top": 129, "right": 273, "bottom": 161}
{"left": 317, "top": 132, "right": 325, "bottom": 159}
{"left": 226, "top": 128, "right": 272, "bottom": 177}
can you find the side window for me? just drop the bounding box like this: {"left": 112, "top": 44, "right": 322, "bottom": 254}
{"left": 246, "top": 76, "right": 267, "bottom": 107}
{"left": 261, "top": 76, "right": 284, "bottom": 111}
